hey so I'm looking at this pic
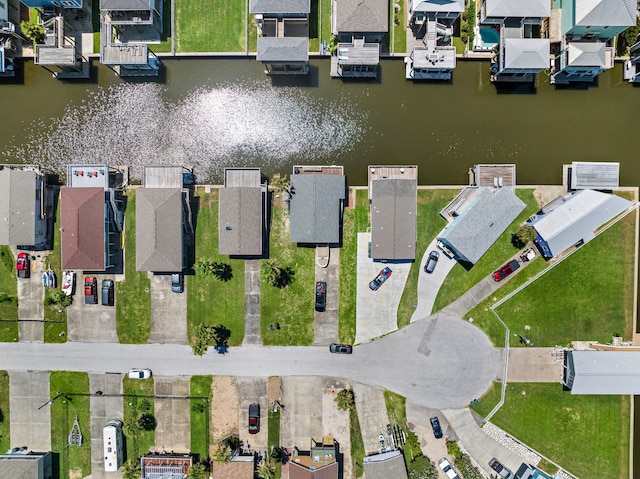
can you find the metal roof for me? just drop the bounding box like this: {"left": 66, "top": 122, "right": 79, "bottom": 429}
{"left": 564, "top": 350, "right": 640, "bottom": 394}
{"left": 335, "top": 0, "right": 389, "bottom": 33}
{"left": 484, "top": 0, "right": 549, "bottom": 18}
{"left": 530, "top": 189, "right": 631, "bottom": 258}
{"left": 100, "top": 0, "right": 152, "bottom": 10}
{"left": 411, "top": 0, "right": 464, "bottom": 13}
{"left": 370, "top": 178, "right": 417, "bottom": 260}
{"left": 503, "top": 38, "right": 549, "bottom": 70}
{"left": 219, "top": 187, "right": 263, "bottom": 256}
{"left": 136, "top": 188, "right": 183, "bottom": 272}
{"left": 143, "top": 166, "right": 183, "bottom": 188}
{"left": 250, "top": 0, "right": 310, "bottom": 14}
{"left": 363, "top": 450, "right": 409, "bottom": 479}
{"left": 257, "top": 37, "right": 309, "bottom": 62}
{"left": 0, "top": 169, "right": 39, "bottom": 246}
{"left": 439, "top": 187, "right": 525, "bottom": 264}
{"left": 289, "top": 175, "right": 345, "bottom": 244}
{"left": 570, "top": 161, "right": 619, "bottom": 190}
{"left": 567, "top": 42, "right": 607, "bottom": 67}
{"left": 575, "top": 0, "right": 636, "bottom": 27}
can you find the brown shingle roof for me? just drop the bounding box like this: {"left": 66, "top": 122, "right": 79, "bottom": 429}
{"left": 211, "top": 459, "right": 254, "bottom": 479}
{"left": 61, "top": 187, "right": 106, "bottom": 270}
{"left": 289, "top": 461, "right": 338, "bottom": 479}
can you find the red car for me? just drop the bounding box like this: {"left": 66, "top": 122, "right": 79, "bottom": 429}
{"left": 492, "top": 260, "right": 520, "bottom": 282}
{"left": 16, "top": 252, "right": 30, "bottom": 278}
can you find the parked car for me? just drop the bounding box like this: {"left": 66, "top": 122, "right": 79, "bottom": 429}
{"left": 492, "top": 260, "right": 520, "bottom": 282}
{"left": 315, "top": 281, "right": 327, "bottom": 312}
{"left": 430, "top": 416, "right": 443, "bottom": 439}
{"left": 424, "top": 250, "right": 439, "bottom": 274}
{"left": 84, "top": 276, "right": 97, "bottom": 304}
{"left": 101, "top": 279, "right": 114, "bottom": 306}
{"left": 128, "top": 368, "right": 152, "bottom": 379}
{"left": 16, "top": 252, "right": 30, "bottom": 279}
{"left": 329, "top": 343, "right": 353, "bottom": 354}
{"left": 438, "top": 458, "right": 460, "bottom": 479}
{"left": 489, "top": 458, "right": 514, "bottom": 479}
{"left": 171, "top": 273, "right": 183, "bottom": 293}
{"left": 369, "top": 267, "right": 392, "bottom": 291}
{"left": 436, "top": 240, "right": 455, "bottom": 259}
{"left": 248, "top": 403, "right": 260, "bottom": 434}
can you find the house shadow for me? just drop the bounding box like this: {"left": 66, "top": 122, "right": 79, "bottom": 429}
{"left": 184, "top": 192, "right": 200, "bottom": 276}
{"left": 120, "top": 62, "right": 167, "bottom": 84}
{"left": 553, "top": 77, "right": 598, "bottom": 90}
{"left": 269, "top": 65, "right": 320, "bottom": 88}
{"left": 494, "top": 81, "right": 538, "bottom": 95}
{"left": 0, "top": 59, "right": 25, "bottom": 85}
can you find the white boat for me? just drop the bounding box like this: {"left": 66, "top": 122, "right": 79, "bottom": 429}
{"left": 61, "top": 271, "right": 75, "bottom": 296}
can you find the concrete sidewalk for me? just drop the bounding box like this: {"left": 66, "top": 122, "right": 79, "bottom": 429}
{"left": 243, "top": 260, "right": 261, "bottom": 346}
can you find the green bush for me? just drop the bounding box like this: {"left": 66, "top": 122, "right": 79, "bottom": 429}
{"left": 455, "top": 455, "right": 483, "bottom": 479}
{"left": 446, "top": 440, "right": 461, "bottom": 459}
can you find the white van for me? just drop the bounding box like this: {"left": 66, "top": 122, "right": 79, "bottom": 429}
{"left": 103, "top": 420, "right": 124, "bottom": 472}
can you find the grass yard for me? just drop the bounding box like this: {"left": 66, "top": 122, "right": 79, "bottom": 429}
{"left": 116, "top": 190, "right": 151, "bottom": 344}
{"left": 261, "top": 205, "right": 315, "bottom": 346}
{"left": 268, "top": 408, "right": 282, "bottom": 478}
{"left": 452, "top": 36, "right": 466, "bottom": 54}
{"left": 470, "top": 381, "right": 501, "bottom": 418}
{"left": 50, "top": 372, "right": 91, "bottom": 479}
{"left": 339, "top": 189, "right": 369, "bottom": 344}
{"left": 44, "top": 201, "right": 67, "bottom": 343}
{"left": 320, "top": 0, "right": 332, "bottom": 49}
{"left": 493, "top": 215, "right": 635, "bottom": 347}
{"left": 247, "top": 13, "right": 257, "bottom": 53}
{"left": 176, "top": 0, "right": 245, "bottom": 52}
{"left": 0, "top": 246, "right": 18, "bottom": 342}
{"left": 391, "top": 0, "right": 406, "bottom": 54}
{"left": 488, "top": 383, "right": 629, "bottom": 479}
{"left": 187, "top": 190, "right": 245, "bottom": 347}
{"left": 433, "top": 189, "right": 539, "bottom": 313}
{"left": 308, "top": 0, "right": 320, "bottom": 52}
{"left": 190, "top": 375, "right": 212, "bottom": 459}
{"left": 397, "top": 189, "right": 459, "bottom": 328}
{"left": 123, "top": 376, "right": 155, "bottom": 460}
{"left": 0, "top": 371, "right": 9, "bottom": 455}
{"left": 349, "top": 402, "right": 365, "bottom": 477}
{"left": 383, "top": 389, "right": 406, "bottom": 425}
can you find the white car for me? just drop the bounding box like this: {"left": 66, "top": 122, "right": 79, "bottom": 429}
{"left": 128, "top": 368, "right": 152, "bottom": 379}
{"left": 438, "top": 458, "right": 460, "bottom": 479}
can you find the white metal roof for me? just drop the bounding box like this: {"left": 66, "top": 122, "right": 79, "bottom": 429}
{"left": 575, "top": 0, "right": 636, "bottom": 27}
{"left": 503, "top": 38, "right": 549, "bottom": 70}
{"left": 567, "top": 42, "right": 607, "bottom": 67}
{"left": 484, "top": 0, "right": 549, "bottom": 18}
{"left": 411, "top": 0, "right": 464, "bottom": 14}
{"left": 565, "top": 350, "right": 640, "bottom": 394}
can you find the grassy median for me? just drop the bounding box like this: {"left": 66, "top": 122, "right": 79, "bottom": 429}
{"left": 0, "top": 371, "right": 9, "bottom": 454}
{"left": 123, "top": 376, "right": 155, "bottom": 460}
{"left": 0, "top": 246, "right": 18, "bottom": 342}
{"left": 190, "top": 375, "right": 212, "bottom": 459}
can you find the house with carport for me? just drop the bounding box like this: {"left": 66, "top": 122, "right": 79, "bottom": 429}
{"left": 289, "top": 437, "right": 339, "bottom": 479}
{"left": 563, "top": 350, "right": 640, "bottom": 394}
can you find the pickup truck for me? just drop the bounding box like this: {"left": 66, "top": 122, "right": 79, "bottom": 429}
{"left": 492, "top": 260, "right": 520, "bottom": 282}
{"left": 84, "top": 276, "right": 98, "bottom": 304}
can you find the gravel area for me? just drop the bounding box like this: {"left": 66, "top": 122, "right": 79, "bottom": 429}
{"left": 482, "top": 422, "right": 541, "bottom": 465}
{"left": 322, "top": 387, "right": 352, "bottom": 479}
{"left": 211, "top": 376, "right": 239, "bottom": 454}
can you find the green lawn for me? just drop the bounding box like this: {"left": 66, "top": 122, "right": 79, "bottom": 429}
{"left": 187, "top": 190, "right": 245, "bottom": 347}
{"left": 116, "top": 190, "right": 151, "bottom": 344}
{"left": 397, "top": 189, "right": 459, "bottom": 328}
{"left": 176, "top": 0, "right": 245, "bottom": 52}
{"left": 0, "top": 246, "right": 18, "bottom": 342}
{"left": 309, "top": 0, "right": 320, "bottom": 52}
{"left": 433, "top": 189, "right": 540, "bottom": 313}
{"left": 339, "top": 189, "right": 369, "bottom": 344}
{"left": 392, "top": 0, "right": 406, "bottom": 54}
{"left": 261, "top": 204, "right": 315, "bottom": 346}
{"left": 0, "top": 371, "right": 9, "bottom": 454}
{"left": 190, "top": 375, "right": 212, "bottom": 460}
{"left": 44, "top": 201, "right": 67, "bottom": 343}
{"left": 383, "top": 389, "right": 406, "bottom": 425}
{"left": 320, "top": 0, "right": 332, "bottom": 48}
{"left": 489, "top": 383, "right": 629, "bottom": 479}
{"left": 452, "top": 36, "right": 466, "bottom": 54}
{"left": 123, "top": 376, "right": 155, "bottom": 460}
{"left": 50, "top": 372, "right": 91, "bottom": 479}
{"left": 349, "top": 403, "right": 365, "bottom": 478}
{"left": 493, "top": 215, "right": 635, "bottom": 347}
{"left": 470, "top": 381, "right": 501, "bottom": 418}
{"left": 247, "top": 13, "right": 257, "bottom": 53}
{"left": 268, "top": 408, "right": 282, "bottom": 478}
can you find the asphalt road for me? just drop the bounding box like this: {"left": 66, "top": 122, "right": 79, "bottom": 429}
{"left": 0, "top": 315, "right": 498, "bottom": 410}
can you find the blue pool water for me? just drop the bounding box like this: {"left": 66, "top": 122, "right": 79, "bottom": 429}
{"left": 479, "top": 26, "right": 500, "bottom": 47}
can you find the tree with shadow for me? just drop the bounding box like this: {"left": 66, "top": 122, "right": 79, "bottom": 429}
{"left": 121, "top": 459, "right": 141, "bottom": 479}
{"left": 188, "top": 462, "right": 208, "bottom": 479}
{"left": 212, "top": 262, "right": 232, "bottom": 281}
{"left": 511, "top": 225, "right": 536, "bottom": 249}
{"left": 261, "top": 259, "right": 295, "bottom": 289}
{"left": 258, "top": 456, "right": 278, "bottom": 479}
{"left": 138, "top": 413, "right": 156, "bottom": 431}
{"left": 192, "top": 324, "right": 232, "bottom": 356}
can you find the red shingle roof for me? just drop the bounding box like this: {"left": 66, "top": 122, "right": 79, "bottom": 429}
{"left": 61, "top": 187, "right": 106, "bottom": 270}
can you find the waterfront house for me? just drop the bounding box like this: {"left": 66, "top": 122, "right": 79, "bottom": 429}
{"left": 363, "top": 450, "right": 409, "bottom": 479}
{"left": 140, "top": 453, "right": 193, "bottom": 479}
{"left": 405, "top": 0, "right": 463, "bottom": 80}
{"left": 34, "top": 15, "right": 90, "bottom": 79}
{"left": 250, "top": 0, "right": 310, "bottom": 75}
{"left": 99, "top": 0, "right": 162, "bottom": 77}
{"left": 61, "top": 165, "right": 125, "bottom": 271}
{"left": 549, "top": 0, "right": 635, "bottom": 84}
{"left": 0, "top": 1, "right": 15, "bottom": 77}
{"left": 19, "top": 0, "right": 82, "bottom": 8}
{"left": 438, "top": 187, "right": 525, "bottom": 265}
{"left": 369, "top": 166, "right": 417, "bottom": 261}
{"left": 527, "top": 189, "right": 630, "bottom": 259}
{"left": 219, "top": 167, "right": 267, "bottom": 257}
{"left": 479, "top": 0, "right": 550, "bottom": 84}
{"left": 563, "top": 350, "right": 640, "bottom": 394}
{"left": 330, "top": 0, "right": 388, "bottom": 78}
{"left": 0, "top": 450, "right": 53, "bottom": 479}
{"left": 289, "top": 166, "right": 346, "bottom": 245}
{"left": 624, "top": 40, "right": 640, "bottom": 83}
{"left": 289, "top": 437, "right": 339, "bottom": 479}
{"left": 0, "top": 166, "right": 52, "bottom": 249}
{"left": 136, "top": 166, "right": 191, "bottom": 273}
{"left": 569, "top": 161, "right": 619, "bottom": 191}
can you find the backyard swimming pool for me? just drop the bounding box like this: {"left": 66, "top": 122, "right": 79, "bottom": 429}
{"left": 474, "top": 25, "right": 500, "bottom": 51}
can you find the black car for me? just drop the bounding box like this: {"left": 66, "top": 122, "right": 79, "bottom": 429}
{"left": 430, "top": 416, "right": 443, "bottom": 439}
{"left": 369, "top": 267, "right": 392, "bottom": 291}
{"left": 329, "top": 343, "right": 353, "bottom": 354}
{"left": 101, "top": 279, "right": 114, "bottom": 306}
{"left": 315, "top": 281, "right": 327, "bottom": 312}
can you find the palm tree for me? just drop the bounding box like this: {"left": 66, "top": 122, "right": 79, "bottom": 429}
{"left": 121, "top": 459, "right": 141, "bottom": 479}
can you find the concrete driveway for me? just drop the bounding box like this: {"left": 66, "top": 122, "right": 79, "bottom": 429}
{"left": 352, "top": 382, "right": 388, "bottom": 455}
{"left": 314, "top": 247, "right": 340, "bottom": 345}
{"left": 507, "top": 347, "right": 564, "bottom": 382}
{"left": 321, "top": 386, "right": 352, "bottom": 479}
{"left": 15, "top": 250, "right": 46, "bottom": 342}
{"left": 406, "top": 401, "right": 449, "bottom": 468}
{"left": 148, "top": 274, "right": 187, "bottom": 344}
{"left": 154, "top": 377, "right": 190, "bottom": 453}
{"left": 235, "top": 377, "right": 268, "bottom": 452}
{"left": 355, "top": 233, "right": 412, "bottom": 344}
{"left": 9, "top": 371, "right": 51, "bottom": 451}
{"left": 67, "top": 273, "right": 117, "bottom": 342}
{"left": 89, "top": 373, "right": 124, "bottom": 479}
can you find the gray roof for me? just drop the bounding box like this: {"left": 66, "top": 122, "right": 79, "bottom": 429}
{"left": 335, "top": 0, "right": 389, "bottom": 33}
{"left": 371, "top": 179, "right": 417, "bottom": 260}
{"left": 567, "top": 42, "right": 607, "bottom": 67}
{"left": 439, "top": 188, "right": 525, "bottom": 264}
{"left": 411, "top": 0, "right": 464, "bottom": 14}
{"left": 250, "top": 0, "right": 310, "bottom": 14}
{"left": 575, "top": 0, "right": 636, "bottom": 27}
{"left": 571, "top": 162, "right": 620, "bottom": 190}
{"left": 0, "top": 169, "right": 38, "bottom": 245}
{"left": 100, "top": 0, "right": 151, "bottom": 10}
{"left": 257, "top": 37, "right": 309, "bottom": 62}
{"left": 0, "top": 453, "right": 50, "bottom": 478}
{"left": 564, "top": 350, "right": 640, "bottom": 394}
{"left": 503, "top": 38, "right": 549, "bottom": 70}
{"left": 484, "top": 0, "right": 549, "bottom": 18}
{"left": 363, "top": 451, "right": 409, "bottom": 479}
{"left": 338, "top": 40, "right": 380, "bottom": 66}
{"left": 531, "top": 189, "right": 631, "bottom": 258}
{"left": 289, "top": 175, "right": 345, "bottom": 244}
{"left": 143, "top": 166, "right": 183, "bottom": 188}
{"left": 219, "top": 187, "right": 263, "bottom": 256}
{"left": 136, "top": 188, "right": 184, "bottom": 272}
